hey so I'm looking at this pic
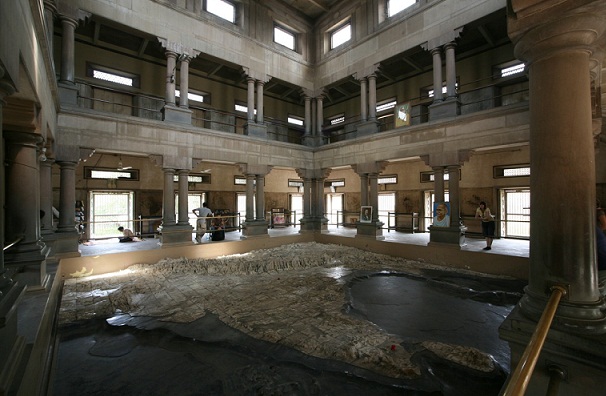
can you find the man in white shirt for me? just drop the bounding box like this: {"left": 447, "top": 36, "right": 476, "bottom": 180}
{"left": 193, "top": 202, "right": 213, "bottom": 243}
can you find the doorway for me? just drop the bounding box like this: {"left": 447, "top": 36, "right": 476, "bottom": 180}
{"left": 89, "top": 191, "right": 135, "bottom": 239}
{"left": 326, "top": 193, "right": 343, "bottom": 226}
{"left": 500, "top": 189, "right": 530, "bottom": 238}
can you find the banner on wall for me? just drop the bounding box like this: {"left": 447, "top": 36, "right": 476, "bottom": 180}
{"left": 394, "top": 102, "right": 411, "bottom": 128}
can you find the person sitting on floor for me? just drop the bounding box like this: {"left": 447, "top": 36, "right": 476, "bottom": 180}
{"left": 117, "top": 226, "right": 135, "bottom": 242}
{"left": 211, "top": 218, "right": 225, "bottom": 241}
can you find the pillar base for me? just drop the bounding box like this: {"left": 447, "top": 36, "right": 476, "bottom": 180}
{"left": 301, "top": 135, "right": 326, "bottom": 147}
{"left": 355, "top": 120, "right": 380, "bottom": 137}
{"left": 299, "top": 217, "right": 328, "bottom": 233}
{"left": 355, "top": 221, "right": 385, "bottom": 240}
{"left": 52, "top": 230, "right": 81, "bottom": 259}
{"left": 500, "top": 305, "right": 606, "bottom": 395}
{"left": 428, "top": 98, "right": 460, "bottom": 121}
{"left": 245, "top": 123, "right": 268, "bottom": 138}
{"left": 4, "top": 241, "right": 50, "bottom": 291}
{"left": 241, "top": 220, "right": 269, "bottom": 238}
{"left": 58, "top": 82, "right": 78, "bottom": 106}
{"left": 0, "top": 282, "right": 27, "bottom": 395}
{"left": 428, "top": 225, "right": 467, "bottom": 247}
{"left": 162, "top": 105, "right": 192, "bottom": 125}
{"left": 159, "top": 224, "right": 194, "bottom": 246}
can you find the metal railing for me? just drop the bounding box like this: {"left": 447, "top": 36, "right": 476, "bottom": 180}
{"left": 3, "top": 236, "right": 24, "bottom": 251}
{"left": 501, "top": 285, "right": 567, "bottom": 396}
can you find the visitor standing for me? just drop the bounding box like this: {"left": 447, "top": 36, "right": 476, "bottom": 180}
{"left": 193, "top": 202, "right": 213, "bottom": 243}
{"left": 475, "top": 201, "right": 495, "bottom": 250}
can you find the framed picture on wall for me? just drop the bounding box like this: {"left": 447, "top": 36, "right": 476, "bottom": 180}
{"left": 360, "top": 206, "right": 372, "bottom": 223}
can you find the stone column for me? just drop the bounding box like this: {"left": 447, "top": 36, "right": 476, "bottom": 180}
{"left": 256, "top": 80, "right": 264, "bottom": 124}
{"left": 303, "top": 95, "right": 311, "bottom": 138}
{"left": 360, "top": 77, "right": 368, "bottom": 122}
{"left": 162, "top": 168, "right": 176, "bottom": 225}
{"left": 255, "top": 174, "right": 266, "bottom": 221}
{"left": 444, "top": 42, "right": 457, "bottom": 100}
{"left": 177, "top": 170, "right": 189, "bottom": 225}
{"left": 313, "top": 178, "right": 325, "bottom": 220}
{"left": 513, "top": 12, "right": 606, "bottom": 328}
{"left": 433, "top": 166, "right": 445, "bottom": 203}
{"left": 43, "top": 1, "right": 56, "bottom": 61}
{"left": 165, "top": 51, "right": 177, "bottom": 106}
{"left": 447, "top": 165, "right": 460, "bottom": 226}
{"left": 316, "top": 95, "right": 324, "bottom": 139}
{"left": 178, "top": 55, "right": 191, "bottom": 109}
{"left": 302, "top": 177, "right": 312, "bottom": 220}
{"left": 245, "top": 174, "right": 255, "bottom": 222}
{"left": 431, "top": 47, "right": 443, "bottom": 102}
{"left": 360, "top": 173, "right": 369, "bottom": 207}
{"left": 59, "top": 15, "right": 77, "bottom": 84}
{"left": 40, "top": 157, "right": 54, "bottom": 233}
{"left": 247, "top": 77, "right": 255, "bottom": 123}
{"left": 0, "top": 74, "right": 15, "bottom": 290}
{"left": 368, "top": 74, "right": 377, "bottom": 122}
{"left": 57, "top": 160, "right": 77, "bottom": 233}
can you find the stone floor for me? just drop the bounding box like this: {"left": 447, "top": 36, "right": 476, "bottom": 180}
{"left": 50, "top": 240, "right": 528, "bottom": 395}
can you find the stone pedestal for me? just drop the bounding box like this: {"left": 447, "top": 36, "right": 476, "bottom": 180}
{"left": 162, "top": 105, "right": 192, "bottom": 125}
{"left": 500, "top": 305, "right": 606, "bottom": 395}
{"left": 0, "top": 282, "right": 27, "bottom": 394}
{"left": 52, "top": 230, "right": 81, "bottom": 259}
{"left": 301, "top": 135, "right": 326, "bottom": 147}
{"left": 355, "top": 221, "right": 385, "bottom": 240}
{"left": 299, "top": 217, "right": 328, "bottom": 233}
{"left": 241, "top": 220, "right": 269, "bottom": 238}
{"left": 58, "top": 82, "right": 78, "bottom": 106}
{"left": 428, "top": 98, "right": 460, "bottom": 121}
{"left": 159, "top": 224, "right": 194, "bottom": 246}
{"left": 355, "top": 121, "right": 379, "bottom": 138}
{"left": 428, "top": 225, "right": 467, "bottom": 247}
{"left": 245, "top": 123, "right": 268, "bottom": 138}
{"left": 4, "top": 242, "right": 50, "bottom": 291}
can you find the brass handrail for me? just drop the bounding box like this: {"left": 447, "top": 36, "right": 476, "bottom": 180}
{"left": 501, "top": 285, "right": 567, "bottom": 396}
{"left": 3, "top": 236, "right": 24, "bottom": 251}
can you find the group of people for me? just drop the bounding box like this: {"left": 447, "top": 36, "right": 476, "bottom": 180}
{"left": 193, "top": 202, "right": 225, "bottom": 243}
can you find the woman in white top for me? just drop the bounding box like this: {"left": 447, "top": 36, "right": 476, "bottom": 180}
{"left": 475, "top": 201, "right": 495, "bottom": 250}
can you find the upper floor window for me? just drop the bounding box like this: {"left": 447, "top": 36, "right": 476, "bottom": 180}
{"left": 175, "top": 90, "right": 206, "bottom": 103}
{"left": 288, "top": 116, "right": 304, "bottom": 126}
{"left": 494, "top": 164, "right": 530, "bottom": 178}
{"left": 235, "top": 103, "right": 256, "bottom": 114}
{"left": 206, "top": 0, "right": 235, "bottom": 23}
{"left": 274, "top": 25, "right": 296, "bottom": 50}
{"left": 388, "top": 0, "right": 416, "bottom": 17}
{"left": 376, "top": 98, "right": 397, "bottom": 113}
{"left": 331, "top": 23, "right": 351, "bottom": 49}
{"left": 498, "top": 62, "right": 525, "bottom": 78}
{"left": 87, "top": 64, "right": 139, "bottom": 88}
{"left": 329, "top": 114, "right": 345, "bottom": 125}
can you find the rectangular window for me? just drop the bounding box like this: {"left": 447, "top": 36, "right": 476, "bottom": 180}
{"left": 235, "top": 103, "right": 256, "bottom": 114}
{"left": 329, "top": 115, "right": 345, "bottom": 125}
{"left": 500, "top": 63, "right": 525, "bottom": 78}
{"left": 175, "top": 90, "right": 205, "bottom": 103}
{"left": 288, "top": 179, "right": 304, "bottom": 188}
{"left": 494, "top": 164, "right": 530, "bottom": 178}
{"left": 288, "top": 116, "right": 304, "bottom": 126}
{"left": 376, "top": 98, "right": 397, "bottom": 113}
{"left": 206, "top": 0, "right": 235, "bottom": 23}
{"left": 274, "top": 25, "right": 296, "bottom": 50}
{"left": 378, "top": 175, "right": 397, "bottom": 184}
{"left": 87, "top": 64, "right": 139, "bottom": 88}
{"left": 84, "top": 167, "right": 139, "bottom": 181}
{"left": 388, "top": 0, "right": 416, "bottom": 17}
{"left": 420, "top": 171, "right": 455, "bottom": 183}
{"left": 235, "top": 176, "right": 256, "bottom": 185}
{"left": 172, "top": 174, "right": 211, "bottom": 183}
{"left": 331, "top": 23, "right": 351, "bottom": 49}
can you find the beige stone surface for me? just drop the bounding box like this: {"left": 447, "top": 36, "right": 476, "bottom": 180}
{"left": 59, "top": 242, "right": 501, "bottom": 379}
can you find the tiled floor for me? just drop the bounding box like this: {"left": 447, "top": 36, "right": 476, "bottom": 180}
{"left": 79, "top": 225, "right": 530, "bottom": 258}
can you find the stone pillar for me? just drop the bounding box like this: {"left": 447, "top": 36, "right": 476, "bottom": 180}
{"left": 368, "top": 74, "right": 377, "bottom": 122}
{"left": 311, "top": 98, "right": 317, "bottom": 136}
{"left": 369, "top": 173, "right": 379, "bottom": 222}
{"left": 360, "top": 78, "right": 368, "bottom": 122}
{"left": 509, "top": 10, "right": 606, "bottom": 329}
{"left": 58, "top": 15, "right": 78, "bottom": 105}
{"left": 433, "top": 166, "right": 445, "bottom": 203}
{"left": 39, "top": 158, "right": 54, "bottom": 233}
{"left": 500, "top": 4, "right": 606, "bottom": 395}
{"left": 444, "top": 42, "right": 457, "bottom": 100}
{"left": 316, "top": 95, "right": 324, "bottom": 138}
{"left": 313, "top": 178, "right": 325, "bottom": 220}
{"left": 4, "top": 131, "right": 49, "bottom": 289}
{"left": 162, "top": 168, "right": 176, "bottom": 225}
{"left": 0, "top": 75, "right": 15, "bottom": 291}
{"left": 303, "top": 95, "right": 311, "bottom": 138}
{"left": 447, "top": 165, "right": 460, "bottom": 226}
{"left": 302, "top": 177, "right": 312, "bottom": 221}
{"left": 52, "top": 152, "right": 80, "bottom": 260}
{"left": 177, "top": 170, "right": 189, "bottom": 225}
{"left": 247, "top": 77, "right": 255, "bottom": 123}
{"left": 43, "top": 1, "right": 56, "bottom": 61}
{"left": 59, "top": 15, "right": 77, "bottom": 84}
{"left": 256, "top": 80, "right": 264, "bottom": 124}
{"left": 165, "top": 51, "right": 177, "bottom": 106}
{"left": 255, "top": 174, "right": 265, "bottom": 221}
{"left": 297, "top": 168, "right": 330, "bottom": 232}
{"left": 179, "top": 55, "right": 190, "bottom": 109}
{"left": 245, "top": 174, "right": 255, "bottom": 222}
{"left": 431, "top": 47, "right": 443, "bottom": 102}
{"left": 360, "top": 173, "right": 369, "bottom": 206}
